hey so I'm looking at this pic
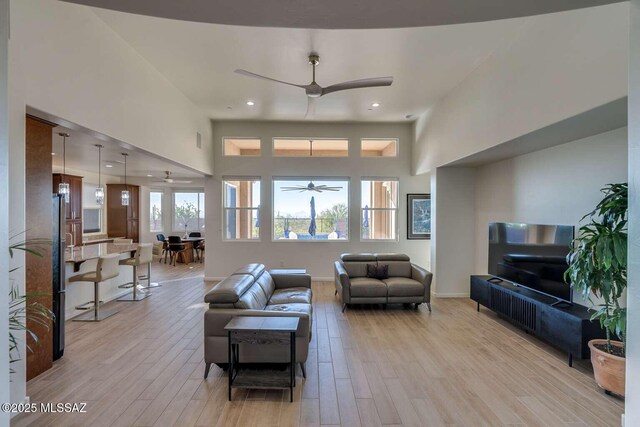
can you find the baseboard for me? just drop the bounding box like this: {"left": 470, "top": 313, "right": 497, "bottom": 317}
{"left": 433, "top": 292, "right": 469, "bottom": 298}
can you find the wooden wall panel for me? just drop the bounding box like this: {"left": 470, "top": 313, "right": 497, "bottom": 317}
{"left": 25, "top": 116, "right": 54, "bottom": 380}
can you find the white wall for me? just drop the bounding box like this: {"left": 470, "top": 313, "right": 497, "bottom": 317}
{"left": 7, "top": 0, "right": 212, "bottom": 405}
{"left": 10, "top": 0, "right": 213, "bottom": 176}
{"left": 626, "top": 0, "right": 640, "bottom": 422}
{"left": 0, "top": 0, "right": 11, "bottom": 419}
{"left": 432, "top": 167, "right": 476, "bottom": 296}
{"left": 413, "top": 3, "right": 628, "bottom": 175}
{"left": 473, "top": 128, "right": 628, "bottom": 302}
{"left": 205, "top": 120, "right": 431, "bottom": 279}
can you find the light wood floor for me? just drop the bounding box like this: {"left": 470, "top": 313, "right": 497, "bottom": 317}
{"left": 14, "top": 265, "right": 624, "bottom": 426}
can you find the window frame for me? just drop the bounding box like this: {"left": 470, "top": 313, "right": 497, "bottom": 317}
{"left": 272, "top": 176, "right": 351, "bottom": 242}
{"left": 360, "top": 177, "right": 400, "bottom": 242}
{"left": 172, "top": 189, "right": 206, "bottom": 233}
{"left": 272, "top": 137, "right": 350, "bottom": 158}
{"left": 149, "top": 190, "right": 164, "bottom": 233}
{"left": 222, "top": 177, "right": 261, "bottom": 242}
{"left": 360, "top": 138, "right": 399, "bottom": 158}
{"left": 222, "top": 136, "right": 262, "bottom": 157}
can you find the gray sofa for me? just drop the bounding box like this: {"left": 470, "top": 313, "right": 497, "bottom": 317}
{"left": 203, "top": 263, "right": 312, "bottom": 378}
{"left": 334, "top": 253, "right": 432, "bottom": 312}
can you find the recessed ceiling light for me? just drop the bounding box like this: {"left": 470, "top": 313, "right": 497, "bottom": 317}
{"left": 105, "top": 164, "right": 113, "bottom": 168}
{"left": 246, "top": 100, "right": 255, "bottom": 106}
{"left": 147, "top": 174, "right": 153, "bottom": 177}
{"left": 371, "top": 102, "right": 381, "bottom": 108}
{"left": 51, "top": 152, "right": 55, "bottom": 155}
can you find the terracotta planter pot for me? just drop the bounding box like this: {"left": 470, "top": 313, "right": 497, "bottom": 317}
{"left": 588, "top": 339, "right": 625, "bottom": 397}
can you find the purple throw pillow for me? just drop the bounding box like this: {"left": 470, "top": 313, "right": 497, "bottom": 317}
{"left": 366, "top": 264, "right": 389, "bottom": 280}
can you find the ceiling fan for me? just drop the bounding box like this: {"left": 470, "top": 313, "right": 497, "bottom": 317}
{"left": 235, "top": 54, "right": 393, "bottom": 118}
{"left": 281, "top": 181, "right": 342, "bottom": 193}
{"left": 152, "top": 171, "right": 192, "bottom": 184}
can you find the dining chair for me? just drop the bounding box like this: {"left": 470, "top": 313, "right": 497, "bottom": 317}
{"left": 156, "top": 233, "right": 168, "bottom": 263}
{"left": 189, "top": 232, "right": 203, "bottom": 262}
{"left": 167, "top": 235, "right": 187, "bottom": 266}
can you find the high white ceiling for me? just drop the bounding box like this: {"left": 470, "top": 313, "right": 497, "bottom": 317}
{"left": 65, "top": 0, "right": 620, "bottom": 29}
{"left": 92, "top": 8, "right": 534, "bottom": 121}
{"left": 51, "top": 126, "right": 204, "bottom": 184}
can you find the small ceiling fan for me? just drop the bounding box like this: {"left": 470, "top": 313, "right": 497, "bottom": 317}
{"left": 281, "top": 181, "right": 342, "bottom": 193}
{"left": 235, "top": 54, "right": 393, "bottom": 118}
{"left": 152, "top": 171, "right": 192, "bottom": 184}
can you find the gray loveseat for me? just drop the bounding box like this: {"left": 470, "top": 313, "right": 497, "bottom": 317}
{"left": 203, "top": 263, "right": 312, "bottom": 378}
{"left": 334, "top": 253, "right": 432, "bottom": 312}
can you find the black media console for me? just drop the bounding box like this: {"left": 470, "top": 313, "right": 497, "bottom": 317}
{"left": 470, "top": 275, "right": 606, "bottom": 367}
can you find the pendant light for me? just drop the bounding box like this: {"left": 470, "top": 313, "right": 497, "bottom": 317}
{"left": 94, "top": 144, "right": 104, "bottom": 205}
{"left": 121, "top": 153, "right": 130, "bottom": 206}
{"left": 58, "top": 133, "right": 70, "bottom": 203}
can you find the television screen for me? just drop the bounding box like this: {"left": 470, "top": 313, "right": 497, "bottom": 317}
{"left": 488, "top": 222, "right": 574, "bottom": 302}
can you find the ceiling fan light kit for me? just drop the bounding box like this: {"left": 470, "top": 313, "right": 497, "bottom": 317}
{"left": 235, "top": 53, "right": 393, "bottom": 118}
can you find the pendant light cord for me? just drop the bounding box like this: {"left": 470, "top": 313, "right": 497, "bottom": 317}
{"left": 62, "top": 134, "right": 66, "bottom": 183}
{"left": 98, "top": 146, "right": 101, "bottom": 188}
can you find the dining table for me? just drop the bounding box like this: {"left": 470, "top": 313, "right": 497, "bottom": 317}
{"left": 165, "top": 236, "right": 204, "bottom": 264}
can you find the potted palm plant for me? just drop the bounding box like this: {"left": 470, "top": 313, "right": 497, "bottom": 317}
{"left": 565, "top": 183, "right": 627, "bottom": 397}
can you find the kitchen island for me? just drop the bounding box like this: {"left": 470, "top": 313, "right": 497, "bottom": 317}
{"left": 65, "top": 243, "right": 142, "bottom": 319}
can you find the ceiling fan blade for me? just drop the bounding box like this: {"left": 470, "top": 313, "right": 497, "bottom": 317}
{"left": 319, "top": 187, "right": 342, "bottom": 191}
{"left": 281, "top": 187, "right": 306, "bottom": 191}
{"left": 235, "top": 69, "right": 306, "bottom": 89}
{"left": 172, "top": 180, "right": 193, "bottom": 184}
{"left": 321, "top": 76, "right": 393, "bottom": 96}
{"left": 304, "top": 97, "right": 316, "bottom": 119}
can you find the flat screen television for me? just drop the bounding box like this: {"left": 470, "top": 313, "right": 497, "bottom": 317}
{"left": 488, "top": 222, "right": 574, "bottom": 303}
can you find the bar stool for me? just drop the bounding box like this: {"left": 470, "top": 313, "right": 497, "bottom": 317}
{"left": 70, "top": 253, "right": 121, "bottom": 322}
{"left": 117, "top": 243, "right": 153, "bottom": 301}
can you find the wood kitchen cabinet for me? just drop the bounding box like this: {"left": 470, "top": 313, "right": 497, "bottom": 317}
{"left": 52, "top": 173, "right": 83, "bottom": 247}
{"left": 107, "top": 184, "right": 140, "bottom": 242}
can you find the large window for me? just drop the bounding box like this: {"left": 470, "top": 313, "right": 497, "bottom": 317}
{"left": 361, "top": 178, "right": 399, "bottom": 240}
{"left": 173, "top": 191, "right": 205, "bottom": 233}
{"left": 223, "top": 178, "right": 261, "bottom": 240}
{"left": 273, "top": 138, "right": 348, "bottom": 157}
{"left": 273, "top": 178, "right": 349, "bottom": 241}
{"left": 149, "top": 191, "right": 163, "bottom": 232}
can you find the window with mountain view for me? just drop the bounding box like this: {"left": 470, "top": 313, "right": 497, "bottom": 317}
{"left": 273, "top": 178, "right": 349, "bottom": 241}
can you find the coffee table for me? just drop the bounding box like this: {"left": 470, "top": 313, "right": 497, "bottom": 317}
{"left": 225, "top": 316, "right": 300, "bottom": 402}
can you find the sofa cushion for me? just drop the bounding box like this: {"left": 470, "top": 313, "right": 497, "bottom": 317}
{"left": 385, "top": 261, "right": 412, "bottom": 278}
{"left": 375, "top": 254, "right": 412, "bottom": 277}
{"left": 350, "top": 277, "right": 388, "bottom": 297}
{"left": 383, "top": 277, "right": 425, "bottom": 297}
{"left": 235, "top": 283, "right": 269, "bottom": 309}
{"left": 366, "top": 264, "right": 389, "bottom": 280}
{"left": 205, "top": 274, "right": 254, "bottom": 304}
{"left": 265, "top": 303, "right": 312, "bottom": 318}
{"left": 232, "top": 263, "right": 266, "bottom": 279}
{"left": 255, "top": 271, "right": 276, "bottom": 297}
{"left": 269, "top": 287, "right": 312, "bottom": 305}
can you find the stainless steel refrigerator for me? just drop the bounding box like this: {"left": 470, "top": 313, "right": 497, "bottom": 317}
{"left": 52, "top": 194, "right": 65, "bottom": 360}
